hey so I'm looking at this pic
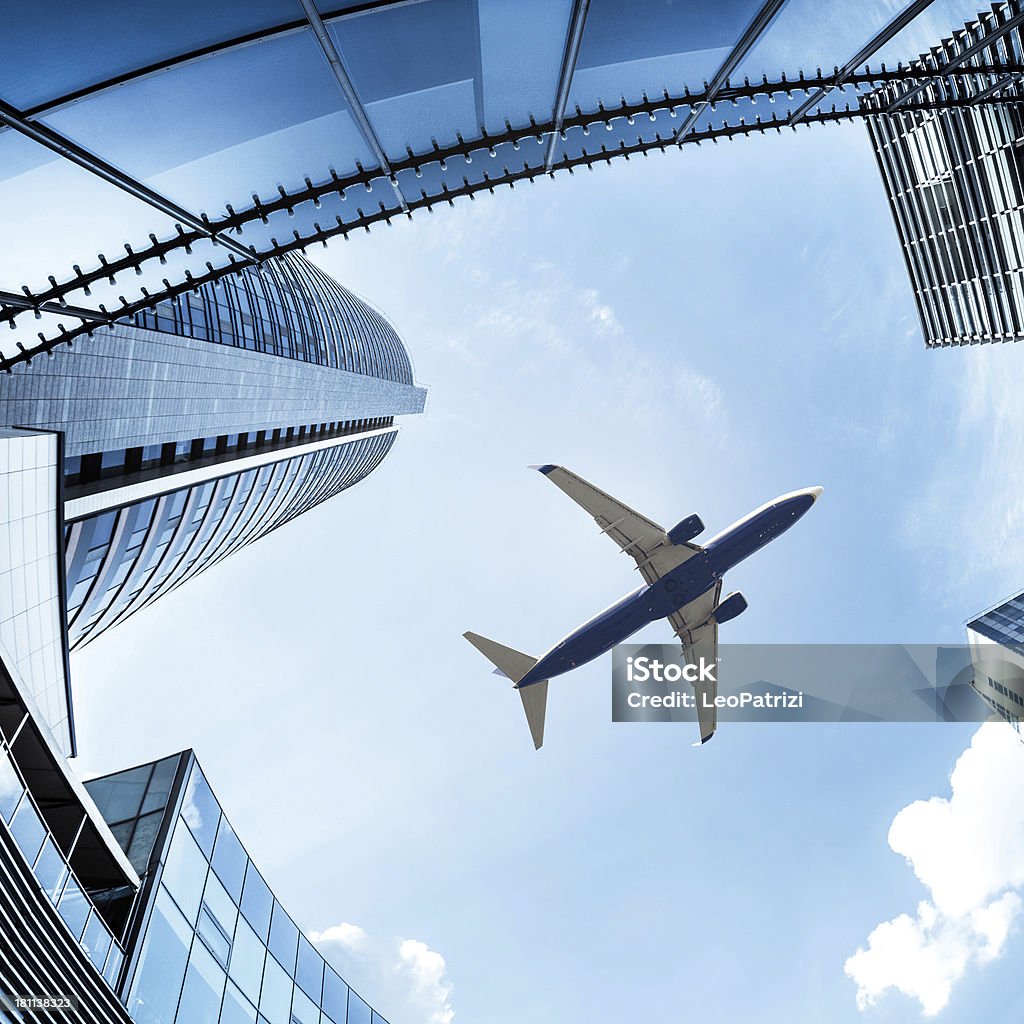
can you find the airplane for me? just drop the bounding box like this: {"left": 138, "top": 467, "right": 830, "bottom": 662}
{"left": 464, "top": 465, "right": 822, "bottom": 750}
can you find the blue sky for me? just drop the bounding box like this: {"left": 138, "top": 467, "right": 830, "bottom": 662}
{"left": 68, "top": 86, "right": 1024, "bottom": 1024}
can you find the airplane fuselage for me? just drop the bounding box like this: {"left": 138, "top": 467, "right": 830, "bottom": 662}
{"left": 516, "top": 488, "right": 819, "bottom": 688}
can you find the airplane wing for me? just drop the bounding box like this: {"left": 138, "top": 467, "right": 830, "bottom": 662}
{"left": 533, "top": 465, "right": 699, "bottom": 585}
{"left": 668, "top": 581, "right": 721, "bottom": 744}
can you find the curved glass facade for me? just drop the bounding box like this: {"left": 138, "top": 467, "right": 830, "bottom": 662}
{"left": 64, "top": 431, "right": 397, "bottom": 649}
{"left": 88, "top": 754, "right": 388, "bottom": 1024}
{"left": 130, "top": 254, "right": 413, "bottom": 384}
{"left": 0, "top": 740, "right": 126, "bottom": 990}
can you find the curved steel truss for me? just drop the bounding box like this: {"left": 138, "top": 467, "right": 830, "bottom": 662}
{"left": 2, "top": 64, "right": 1022, "bottom": 372}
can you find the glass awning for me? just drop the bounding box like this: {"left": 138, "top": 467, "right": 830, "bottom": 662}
{"left": 0, "top": 0, "right": 1009, "bottom": 366}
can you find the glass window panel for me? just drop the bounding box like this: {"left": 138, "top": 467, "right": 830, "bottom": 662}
{"left": 56, "top": 877, "right": 90, "bottom": 942}
{"left": 44, "top": 30, "right": 373, "bottom": 217}
{"left": 268, "top": 903, "right": 299, "bottom": 974}
{"left": 241, "top": 863, "right": 273, "bottom": 941}
{"left": 204, "top": 870, "right": 238, "bottom": 940}
{"left": 475, "top": 0, "right": 574, "bottom": 134}
{"left": 10, "top": 797, "right": 46, "bottom": 865}
{"left": 181, "top": 764, "right": 221, "bottom": 857}
{"left": 198, "top": 907, "right": 232, "bottom": 969}
{"left": 295, "top": 937, "right": 323, "bottom": 1002}
{"left": 176, "top": 935, "right": 227, "bottom": 1024}
{"left": 127, "top": 810, "right": 166, "bottom": 874}
{"left": 572, "top": 0, "right": 760, "bottom": 112}
{"left": 82, "top": 910, "right": 112, "bottom": 972}
{"left": 331, "top": 0, "right": 480, "bottom": 156}
{"left": 348, "top": 993, "right": 371, "bottom": 1024}
{"left": 212, "top": 816, "right": 247, "bottom": 903}
{"left": 229, "top": 917, "right": 266, "bottom": 1006}
{"left": 162, "top": 820, "right": 209, "bottom": 924}
{"left": 290, "top": 986, "right": 317, "bottom": 1024}
{"left": 104, "top": 944, "right": 125, "bottom": 988}
{"left": 221, "top": 981, "right": 259, "bottom": 1024}
{"left": 142, "top": 756, "right": 180, "bottom": 814}
{"left": 0, "top": 2, "right": 304, "bottom": 108}
{"left": 0, "top": 749, "right": 25, "bottom": 823}
{"left": 86, "top": 764, "right": 150, "bottom": 824}
{"left": 127, "top": 888, "right": 192, "bottom": 1024}
{"left": 259, "top": 953, "right": 293, "bottom": 1023}
{"left": 735, "top": 0, "right": 891, "bottom": 82}
{"left": 33, "top": 837, "right": 67, "bottom": 904}
{"left": 322, "top": 970, "right": 348, "bottom": 1024}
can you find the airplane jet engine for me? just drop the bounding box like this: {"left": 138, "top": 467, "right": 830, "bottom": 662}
{"left": 712, "top": 592, "right": 748, "bottom": 624}
{"left": 668, "top": 514, "right": 704, "bottom": 545}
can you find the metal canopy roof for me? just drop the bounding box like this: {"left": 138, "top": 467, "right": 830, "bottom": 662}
{"left": 0, "top": 0, "right": 1015, "bottom": 367}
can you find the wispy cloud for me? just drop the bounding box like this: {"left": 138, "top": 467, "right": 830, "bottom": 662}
{"left": 845, "top": 723, "right": 1024, "bottom": 1015}
{"left": 308, "top": 922, "right": 366, "bottom": 949}
{"left": 900, "top": 345, "right": 1024, "bottom": 609}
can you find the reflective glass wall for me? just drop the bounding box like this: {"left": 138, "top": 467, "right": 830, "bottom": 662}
{"left": 0, "top": 740, "right": 125, "bottom": 988}
{"left": 129, "top": 255, "right": 413, "bottom": 385}
{"left": 64, "top": 431, "right": 397, "bottom": 649}
{"left": 118, "top": 756, "right": 387, "bottom": 1024}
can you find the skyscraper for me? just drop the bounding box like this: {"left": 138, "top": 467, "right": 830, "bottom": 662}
{"left": 0, "top": 248, "right": 417, "bottom": 1020}
{"left": 0, "top": 251, "right": 423, "bottom": 764}
{"left": 866, "top": 1, "right": 1024, "bottom": 347}
{"left": 4, "top": 250, "right": 424, "bottom": 648}
{"left": 0, "top": 723, "right": 391, "bottom": 1023}
{"left": 966, "top": 591, "right": 1024, "bottom": 732}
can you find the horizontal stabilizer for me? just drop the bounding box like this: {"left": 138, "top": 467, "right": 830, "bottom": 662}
{"left": 463, "top": 631, "right": 548, "bottom": 749}
{"left": 463, "top": 631, "right": 538, "bottom": 683}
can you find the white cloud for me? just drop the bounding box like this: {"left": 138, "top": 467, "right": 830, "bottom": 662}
{"left": 309, "top": 924, "right": 455, "bottom": 1024}
{"left": 846, "top": 723, "right": 1024, "bottom": 1015}
{"left": 308, "top": 922, "right": 367, "bottom": 949}
{"left": 397, "top": 939, "right": 455, "bottom": 1024}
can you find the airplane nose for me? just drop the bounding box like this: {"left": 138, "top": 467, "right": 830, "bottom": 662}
{"left": 808, "top": 486, "right": 824, "bottom": 502}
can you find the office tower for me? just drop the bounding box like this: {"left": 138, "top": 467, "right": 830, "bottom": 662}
{"left": 0, "top": 247, "right": 419, "bottom": 1020}
{"left": 966, "top": 591, "right": 1024, "bottom": 731}
{"left": 0, "top": 721, "right": 389, "bottom": 1023}
{"left": 866, "top": 1, "right": 1024, "bottom": 347}
{"left": 1, "top": 251, "right": 424, "bottom": 656}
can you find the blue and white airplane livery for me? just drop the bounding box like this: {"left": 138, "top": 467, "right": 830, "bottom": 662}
{"left": 465, "top": 465, "right": 822, "bottom": 750}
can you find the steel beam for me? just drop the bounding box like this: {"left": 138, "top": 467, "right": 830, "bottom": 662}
{"left": 297, "top": 0, "right": 409, "bottom": 212}
{"left": 3, "top": 64, "right": 1018, "bottom": 344}
{"left": 969, "top": 69, "right": 1024, "bottom": 103}
{"left": 0, "top": 289, "right": 112, "bottom": 324}
{"left": 886, "top": 7, "right": 1024, "bottom": 112}
{"left": 674, "top": 0, "right": 789, "bottom": 140}
{"left": 0, "top": 99, "right": 253, "bottom": 259}
{"left": 788, "top": 0, "right": 937, "bottom": 125}
{"left": 543, "top": 0, "right": 592, "bottom": 172}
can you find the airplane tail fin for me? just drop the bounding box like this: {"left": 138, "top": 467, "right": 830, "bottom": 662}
{"left": 463, "top": 631, "right": 548, "bottom": 750}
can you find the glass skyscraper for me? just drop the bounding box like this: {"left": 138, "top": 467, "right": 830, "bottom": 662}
{"left": 966, "top": 591, "right": 1024, "bottom": 732}
{"left": 0, "top": 247, "right": 417, "bottom": 1020}
{"left": 0, "top": 726, "right": 390, "bottom": 1023}
{"left": 2, "top": 249, "right": 424, "bottom": 657}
